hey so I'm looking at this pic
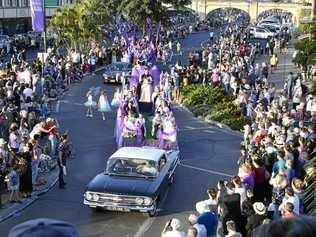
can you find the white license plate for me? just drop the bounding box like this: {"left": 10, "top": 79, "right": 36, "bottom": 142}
{"left": 106, "top": 206, "right": 130, "bottom": 212}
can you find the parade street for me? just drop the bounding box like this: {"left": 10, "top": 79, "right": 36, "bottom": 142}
{"left": 0, "top": 31, "right": 243, "bottom": 237}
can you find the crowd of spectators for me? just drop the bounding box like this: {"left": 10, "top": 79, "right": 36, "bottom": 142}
{"left": 0, "top": 35, "right": 78, "bottom": 208}
{"left": 162, "top": 9, "right": 316, "bottom": 237}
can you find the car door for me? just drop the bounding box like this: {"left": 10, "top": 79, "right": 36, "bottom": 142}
{"left": 256, "top": 28, "right": 265, "bottom": 39}
{"left": 157, "top": 155, "right": 169, "bottom": 194}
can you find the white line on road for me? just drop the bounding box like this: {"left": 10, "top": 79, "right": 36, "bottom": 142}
{"left": 179, "top": 163, "right": 233, "bottom": 178}
{"left": 179, "top": 127, "right": 215, "bottom": 133}
{"left": 133, "top": 186, "right": 170, "bottom": 237}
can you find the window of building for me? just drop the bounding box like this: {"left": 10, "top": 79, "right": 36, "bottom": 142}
{"left": 20, "top": 0, "right": 29, "bottom": 7}
{"left": 11, "top": 0, "right": 18, "bottom": 7}
{"left": 4, "top": 0, "right": 12, "bottom": 7}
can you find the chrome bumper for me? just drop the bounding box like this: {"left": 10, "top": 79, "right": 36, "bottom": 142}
{"left": 83, "top": 200, "right": 155, "bottom": 212}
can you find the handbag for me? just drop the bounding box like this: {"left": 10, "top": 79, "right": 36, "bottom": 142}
{"left": 62, "top": 165, "right": 67, "bottom": 176}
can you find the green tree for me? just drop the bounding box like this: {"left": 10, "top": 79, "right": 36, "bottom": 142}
{"left": 118, "top": 0, "right": 192, "bottom": 27}
{"left": 49, "top": 0, "right": 110, "bottom": 53}
{"left": 293, "top": 17, "right": 316, "bottom": 71}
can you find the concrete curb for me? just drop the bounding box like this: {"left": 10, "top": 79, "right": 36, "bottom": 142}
{"left": 0, "top": 170, "right": 58, "bottom": 223}
{"left": 176, "top": 103, "right": 243, "bottom": 137}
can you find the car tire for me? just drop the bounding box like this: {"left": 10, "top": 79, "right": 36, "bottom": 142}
{"left": 147, "top": 199, "right": 157, "bottom": 217}
{"left": 94, "top": 207, "right": 104, "bottom": 213}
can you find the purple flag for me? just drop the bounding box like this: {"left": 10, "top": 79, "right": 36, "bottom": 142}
{"left": 155, "top": 21, "right": 161, "bottom": 46}
{"left": 131, "top": 19, "right": 136, "bottom": 45}
{"left": 146, "top": 17, "right": 152, "bottom": 42}
{"left": 30, "top": 0, "right": 44, "bottom": 32}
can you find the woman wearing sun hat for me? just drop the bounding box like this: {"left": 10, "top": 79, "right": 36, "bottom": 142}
{"left": 246, "top": 202, "right": 267, "bottom": 237}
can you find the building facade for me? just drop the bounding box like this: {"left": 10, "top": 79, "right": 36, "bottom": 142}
{"left": 0, "top": 0, "right": 76, "bottom": 35}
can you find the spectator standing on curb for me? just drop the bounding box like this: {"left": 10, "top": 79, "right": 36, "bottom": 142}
{"left": 196, "top": 201, "right": 217, "bottom": 237}
{"left": 161, "top": 218, "right": 185, "bottom": 237}
{"left": 57, "top": 134, "right": 68, "bottom": 189}
{"left": 225, "top": 220, "right": 242, "bottom": 237}
{"left": 5, "top": 164, "right": 22, "bottom": 203}
{"left": 218, "top": 182, "right": 243, "bottom": 236}
{"left": 188, "top": 214, "right": 207, "bottom": 237}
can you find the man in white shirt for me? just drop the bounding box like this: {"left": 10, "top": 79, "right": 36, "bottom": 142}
{"left": 209, "top": 31, "right": 214, "bottom": 41}
{"left": 188, "top": 214, "right": 207, "bottom": 237}
{"left": 72, "top": 50, "right": 81, "bottom": 64}
{"left": 23, "top": 84, "right": 33, "bottom": 99}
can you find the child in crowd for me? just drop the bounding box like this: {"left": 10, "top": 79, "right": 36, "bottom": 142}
{"left": 5, "top": 165, "right": 21, "bottom": 203}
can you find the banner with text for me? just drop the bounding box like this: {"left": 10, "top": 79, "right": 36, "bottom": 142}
{"left": 30, "top": 0, "right": 44, "bottom": 32}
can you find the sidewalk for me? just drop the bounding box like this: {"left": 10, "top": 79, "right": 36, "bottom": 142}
{"left": 255, "top": 43, "right": 297, "bottom": 91}
{"left": 0, "top": 168, "right": 58, "bottom": 223}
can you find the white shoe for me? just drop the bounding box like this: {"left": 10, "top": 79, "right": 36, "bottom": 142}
{"left": 90, "top": 114, "right": 93, "bottom": 118}
{"left": 102, "top": 117, "right": 105, "bottom": 120}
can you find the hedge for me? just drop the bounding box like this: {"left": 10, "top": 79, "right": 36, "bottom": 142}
{"left": 181, "top": 84, "right": 246, "bottom": 130}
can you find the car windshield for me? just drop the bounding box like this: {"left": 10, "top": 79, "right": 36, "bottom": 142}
{"left": 106, "top": 64, "right": 127, "bottom": 72}
{"left": 106, "top": 158, "right": 158, "bottom": 178}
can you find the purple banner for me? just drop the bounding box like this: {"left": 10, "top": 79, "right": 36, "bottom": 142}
{"left": 30, "top": 0, "right": 44, "bottom": 32}
{"left": 131, "top": 19, "right": 136, "bottom": 45}
{"left": 146, "top": 17, "right": 152, "bottom": 42}
{"left": 155, "top": 21, "right": 161, "bottom": 46}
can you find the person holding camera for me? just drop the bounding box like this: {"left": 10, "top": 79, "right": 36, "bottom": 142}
{"left": 161, "top": 218, "right": 185, "bottom": 237}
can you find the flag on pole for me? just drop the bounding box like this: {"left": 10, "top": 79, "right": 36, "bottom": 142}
{"left": 30, "top": 0, "right": 44, "bottom": 32}
{"left": 131, "top": 19, "right": 136, "bottom": 45}
{"left": 155, "top": 21, "right": 161, "bottom": 46}
{"left": 146, "top": 17, "right": 152, "bottom": 42}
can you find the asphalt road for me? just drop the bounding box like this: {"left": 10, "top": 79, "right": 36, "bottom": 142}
{"left": 0, "top": 32, "right": 242, "bottom": 237}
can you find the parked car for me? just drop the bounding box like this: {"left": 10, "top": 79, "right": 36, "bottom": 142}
{"left": 250, "top": 27, "right": 276, "bottom": 39}
{"left": 258, "top": 23, "right": 280, "bottom": 32}
{"left": 83, "top": 147, "right": 180, "bottom": 216}
{"left": 102, "top": 62, "right": 131, "bottom": 84}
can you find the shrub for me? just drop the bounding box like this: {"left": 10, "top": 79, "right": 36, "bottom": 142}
{"left": 181, "top": 84, "right": 246, "bottom": 130}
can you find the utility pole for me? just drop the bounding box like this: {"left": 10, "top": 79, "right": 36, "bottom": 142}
{"left": 42, "top": 0, "right": 47, "bottom": 53}
{"left": 204, "top": 0, "right": 207, "bottom": 20}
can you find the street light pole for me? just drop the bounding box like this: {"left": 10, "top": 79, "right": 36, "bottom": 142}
{"left": 42, "top": 0, "right": 47, "bottom": 53}
{"left": 204, "top": 0, "right": 207, "bottom": 20}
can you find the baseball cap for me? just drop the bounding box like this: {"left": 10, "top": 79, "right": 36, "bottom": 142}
{"left": 8, "top": 218, "right": 79, "bottom": 237}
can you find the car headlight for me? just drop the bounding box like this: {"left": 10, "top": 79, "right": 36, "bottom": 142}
{"left": 135, "top": 197, "right": 144, "bottom": 205}
{"left": 85, "top": 192, "right": 93, "bottom": 201}
{"left": 93, "top": 193, "right": 100, "bottom": 202}
{"left": 104, "top": 75, "right": 108, "bottom": 79}
{"left": 143, "top": 197, "right": 152, "bottom": 205}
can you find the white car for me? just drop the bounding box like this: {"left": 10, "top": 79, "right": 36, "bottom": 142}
{"left": 251, "top": 27, "right": 276, "bottom": 39}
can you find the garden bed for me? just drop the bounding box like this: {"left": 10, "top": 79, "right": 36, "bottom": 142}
{"left": 180, "top": 84, "right": 246, "bottom": 131}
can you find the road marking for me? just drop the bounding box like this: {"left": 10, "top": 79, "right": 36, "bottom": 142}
{"left": 179, "top": 163, "right": 233, "bottom": 178}
{"left": 133, "top": 186, "right": 170, "bottom": 237}
{"left": 133, "top": 218, "right": 155, "bottom": 237}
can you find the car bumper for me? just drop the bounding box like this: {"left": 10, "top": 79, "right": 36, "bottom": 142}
{"left": 83, "top": 200, "right": 155, "bottom": 213}
{"left": 103, "top": 77, "right": 118, "bottom": 83}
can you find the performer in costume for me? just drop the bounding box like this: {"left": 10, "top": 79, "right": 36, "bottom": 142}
{"left": 98, "top": 90, "right": 111, "bottom": 120}
{"left": 84, "top": 89, "right": 97, "bottom": 118}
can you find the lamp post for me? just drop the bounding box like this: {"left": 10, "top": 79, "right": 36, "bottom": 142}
{"left": 42, "top": 0, "right": 47, "bottom": 54}
{"left": 204, "top": 0, "right": 207, "bottom": 19}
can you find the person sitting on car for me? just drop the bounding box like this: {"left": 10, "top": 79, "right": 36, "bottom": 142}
{"left": 137, "top": 161, "right": 157, "bottom": 176}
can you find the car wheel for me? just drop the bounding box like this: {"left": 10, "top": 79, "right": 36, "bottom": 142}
{"left": 94, "top": 207, "right": 104, "bottom": 213}
{"left": 147, "top": 199, "right": 157, "bottom": 217}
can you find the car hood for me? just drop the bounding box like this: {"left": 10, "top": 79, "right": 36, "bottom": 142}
{"left": 86, "top": 173, "right": 156, "bottom": 197}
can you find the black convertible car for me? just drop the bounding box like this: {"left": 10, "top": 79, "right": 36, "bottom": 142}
{"left": 83, "top": 147, "right": 179, "bottom": 216}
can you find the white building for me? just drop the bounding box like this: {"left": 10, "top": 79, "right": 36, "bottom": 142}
{"left": 0, "top": 0, "right": 76, "bottom": 35}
